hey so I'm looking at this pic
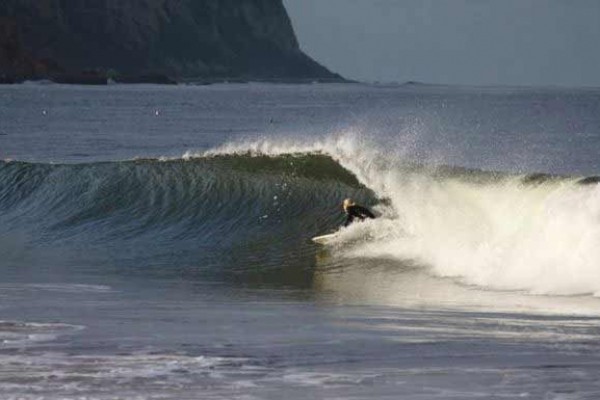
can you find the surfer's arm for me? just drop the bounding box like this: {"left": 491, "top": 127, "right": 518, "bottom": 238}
{"left": 343, "top": 214, "right": 354, "bottom": 227}
{"left": 355, "top": 206, "right": 375, "bottom": 219}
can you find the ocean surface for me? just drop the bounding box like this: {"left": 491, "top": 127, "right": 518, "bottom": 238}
{"left": 2, "top": 82, "right": 600, "bottom": 399}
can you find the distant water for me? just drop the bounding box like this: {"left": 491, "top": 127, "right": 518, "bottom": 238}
{"left": 2, "top": 83, "right": 600, "bottom": 399}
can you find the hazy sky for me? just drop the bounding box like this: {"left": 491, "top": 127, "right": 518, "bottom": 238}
{"left": 284, "top": 0, "right": 600, "bottom": 86}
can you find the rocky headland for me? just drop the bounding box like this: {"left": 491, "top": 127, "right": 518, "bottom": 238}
{"left": 0, "top": 0, "right": 342, "bottom": 84}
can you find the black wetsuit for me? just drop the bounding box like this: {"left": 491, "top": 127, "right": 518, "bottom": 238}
{"left": 344, "top": 205, "right": 375, "bottom": 227}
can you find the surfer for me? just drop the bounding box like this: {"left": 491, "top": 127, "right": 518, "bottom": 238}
{"left": 342, "top": 198, "right": 375, "bottom": 227}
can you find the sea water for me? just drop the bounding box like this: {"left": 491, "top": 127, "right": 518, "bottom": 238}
{"left": 1, "top": 83, "right": 600, "bottom": 399}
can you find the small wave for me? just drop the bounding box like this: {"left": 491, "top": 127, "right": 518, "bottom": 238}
{"left": 0, "top": 351, "right": 249, "bottom": 398}
{"left": 0, "top": 321, "right": 84, "bottom": 348}
{"left": 25, "top": 283, "right": 114, "bottom": 293}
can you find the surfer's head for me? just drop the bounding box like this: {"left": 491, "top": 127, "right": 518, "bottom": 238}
{"left": 343, "top": 198, "right": 354, "bottom": 211}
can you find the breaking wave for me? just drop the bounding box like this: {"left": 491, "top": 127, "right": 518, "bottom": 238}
{"left": 2, "top": 134, "right": 600, "bottom": 296}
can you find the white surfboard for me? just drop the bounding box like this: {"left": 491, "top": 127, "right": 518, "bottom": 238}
{"left": 311, "top": 233, "right": 337, "bottom": 244}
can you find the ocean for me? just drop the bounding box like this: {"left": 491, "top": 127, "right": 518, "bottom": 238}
{"left": 1, "top": 82, "right": 600, "bottom": 399}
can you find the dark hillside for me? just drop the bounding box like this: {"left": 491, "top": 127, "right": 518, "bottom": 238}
{"left": 0, "top": 0, "right": 342, "bottom": 83}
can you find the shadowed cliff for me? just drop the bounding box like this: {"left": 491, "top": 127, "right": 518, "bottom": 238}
{"left": 0, "top": 0, "right": 343, "bottom": 83}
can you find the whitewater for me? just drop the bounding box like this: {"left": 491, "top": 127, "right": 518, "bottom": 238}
{"left": 2, "top": 83, "right": 600, "bottom": 399}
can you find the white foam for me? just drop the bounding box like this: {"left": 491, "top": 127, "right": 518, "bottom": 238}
{"left": 365, "top": 174, "right": 600, "bottom": 296}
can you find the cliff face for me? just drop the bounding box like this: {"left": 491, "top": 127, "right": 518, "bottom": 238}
{"left": 0, "top": 0, "right": 341, "bottom": 82}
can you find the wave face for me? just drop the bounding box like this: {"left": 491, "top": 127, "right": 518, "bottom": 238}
{"left": 2, "top": 135, "right": 600, "bottom": 296}
{"left": 0, "top": 152, "right": 373, "bottom": 285}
